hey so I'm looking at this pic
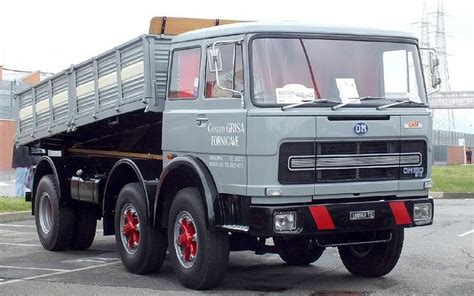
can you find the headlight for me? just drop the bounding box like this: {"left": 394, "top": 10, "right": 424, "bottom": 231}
{"left": 274, "top": 212, "right": 297, "bottom": 232}
{"left": 413, "top": 203, "right": 433, "bottom": 225}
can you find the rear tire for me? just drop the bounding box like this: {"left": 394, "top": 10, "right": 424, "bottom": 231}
{"left": 168, "top": 187, "right": 229, "bottom": 290}
{"left": 70, "top": 204, "right": 97, "bottom": 250}
{"left": 114, "top": 183, "right": 167, "bottom": 274}
{"left": 34, "top": 174, "right": 74, "bottom": 251}
{"left": 274, "top": 237, "right": 325, "bottom": 266}
{"left": 338, "top": 229, "right": 404, "bottom": 277}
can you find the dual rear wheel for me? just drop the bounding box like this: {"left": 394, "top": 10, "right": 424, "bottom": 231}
{"left": 114, "top": 185, "right": 229, "bottom": 290}
{"left": 35, "top": 174, "right": 97, "bottom": 251}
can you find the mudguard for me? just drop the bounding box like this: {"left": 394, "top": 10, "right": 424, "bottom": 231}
{"left": 153, "top": 156, "right": 218, "bottom": 228}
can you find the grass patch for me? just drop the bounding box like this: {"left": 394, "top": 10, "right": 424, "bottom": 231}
{"left": 0, "top": 197, "right": 31, "bottom": 213}
{"left": 431, "top": 165, "right": 474, "bottom": 193}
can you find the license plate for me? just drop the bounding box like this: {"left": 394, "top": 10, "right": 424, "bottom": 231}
{"left": 350, "top": 210, "right": 375, "bottom": 220}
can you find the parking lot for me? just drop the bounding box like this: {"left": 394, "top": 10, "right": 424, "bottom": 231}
{"left": 0, "top": 199, "right": 472, "bottom": 295}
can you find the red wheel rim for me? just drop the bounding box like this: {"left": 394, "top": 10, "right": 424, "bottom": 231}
{"left": 120, "top": 204, "right": 140, "bottom": 254}
{"left": 174, "top": 211, "right": 198, "bottom": 268}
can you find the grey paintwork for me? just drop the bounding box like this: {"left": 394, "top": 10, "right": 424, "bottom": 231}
{"left": 172, "top": 21, "right": 418, "bottom": 44}
{"left": 164, "top": 26, "right": 431, "bottom": 204}
{"left": 14, "top": 35, "right": 171, "bottom": 145}
{"left": 14, "top": 21, "right": 431, "bottom": 205}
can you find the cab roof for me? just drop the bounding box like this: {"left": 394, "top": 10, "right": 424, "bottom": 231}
{"left": 171, "top": 21, "right": 418, "bottom": 43}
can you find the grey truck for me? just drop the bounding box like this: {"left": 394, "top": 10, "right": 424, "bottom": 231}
{"left": 15, "top": 17, "right": 436, "bottom": 290}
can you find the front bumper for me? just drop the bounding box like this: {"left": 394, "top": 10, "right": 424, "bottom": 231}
{"left": 247, "top": 197, "right": 433, "bottom": 236}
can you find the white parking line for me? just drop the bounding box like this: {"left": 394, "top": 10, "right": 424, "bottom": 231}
{"left": 0, "top": 261, "right": 121, "bottom": 286}
{"left": 0, "top": 224, "right": 36, "bottom": 228}
{"left": 0, "top": 242, "right": 41, "bottom": 247}
{"left": 458, "top": 229, "right": 474, "bottom": 237}
{"left": 0, "top": 265, "right": 69, "bottom": 272}
{"left": 0, "top": 242, "right": 115, "bottom": 253}
{"left": 0, "top": 182, "right": 9, "bottom": 186}
{"left": 0, "top": 224, "right": 104, "bottom": 233}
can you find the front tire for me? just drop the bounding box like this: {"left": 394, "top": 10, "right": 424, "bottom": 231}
{"left": 114, "top": 183, "right": 167, "bottom": 274}
{"left": 338, "top": 229, "right": 404, "bottom": 277}
{"left": 168, "top": 187, "right": 229, "bottom": 290}
{"left": 274, "top": 237, "right": 325, "bottom": 266}
{"left": 34, "top": 174, "right": 75, "bottom": 251}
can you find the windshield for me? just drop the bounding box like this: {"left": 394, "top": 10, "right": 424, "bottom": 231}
{"left": 251, "top": 37, "right": 427, "bottom": 106}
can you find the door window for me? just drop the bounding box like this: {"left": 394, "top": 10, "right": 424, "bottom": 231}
{"left": 205, "top": 43, "right": 244, "bottom": 98}
{"left": 168, "top": 47, "right": 201, "bottom": 100}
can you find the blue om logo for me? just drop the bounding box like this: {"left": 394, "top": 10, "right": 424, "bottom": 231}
{"left": 354, "top": 122, "right": 368, "bottom": 136}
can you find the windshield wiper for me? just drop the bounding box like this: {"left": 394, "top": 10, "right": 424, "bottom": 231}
{"left": 281, "top": 99, "right": 340, "bottom": 111}
{"left": 331, "top": 96, "right": 387, "bottom": 111}
{"left": 376, "top": 99, "right": 425, "bottom": 110}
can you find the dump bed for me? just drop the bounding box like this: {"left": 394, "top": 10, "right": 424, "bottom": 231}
{"left": 15, "top": 35, "right": 171, "bottom": 146}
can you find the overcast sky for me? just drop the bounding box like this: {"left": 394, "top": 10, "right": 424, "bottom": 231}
{"left": 0, "top": 0, "right": 472, "bottom": 132}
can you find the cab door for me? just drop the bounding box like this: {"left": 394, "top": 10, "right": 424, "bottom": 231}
{"left": 162, "top": 38, "right": 247, "bottom": 196}
{"left": 196, "top": 39, "right": 247, "bottom": 195}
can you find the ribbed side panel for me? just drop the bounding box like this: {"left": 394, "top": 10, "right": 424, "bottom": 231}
{"left": 76, "top": 64, "right": 95, "bottom": 118}
{"left": 121, "top": 40, "right": 144, "bottom": 104}
{"left": 52, "top": 75, "right": 69, "bottom": 125}
{"left": 18, "top": 91, "right": 32, "bottom": 135}
{"left": 98, "top": 53, "right": 117, "bottom": 111}
{"left": 35, "top": 84, "right": 49, "bottom": 130}
{"left": 154, "top": 40, "right": 171, "bottom": 101}
{"left": 14, "top": 34, "right": 172, "bottom": 145}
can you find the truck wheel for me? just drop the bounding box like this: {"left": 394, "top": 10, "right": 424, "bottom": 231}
{"left": 35, "top": 174, "right": 74, "bottom": 251}
{"left": 70, "top": 204, "right": 97, "bottom": 250}
{"left": 168, "top": 187, "right": 229, "bottom": 290}
{"left": 114, "top": 183, "right": 167, "bottom": 274}
{"left": 338, "top": 229, "right": 404, "bottom": 277}
{"left": 274, "top": 237, "right": 325, "bottom": 266}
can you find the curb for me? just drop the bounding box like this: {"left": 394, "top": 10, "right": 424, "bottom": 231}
{"left": 0, "top": 211, "right": 33, "bottom": 223}
{"left": 431, "top": 192, "right": 474, "bottom": 199}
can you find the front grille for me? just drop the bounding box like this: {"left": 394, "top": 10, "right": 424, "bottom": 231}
{"left": 279, "top": 142, "right": 314, "bottom": 184}
{"left": 279, "top": 140, "right": 427, "bottom": 184}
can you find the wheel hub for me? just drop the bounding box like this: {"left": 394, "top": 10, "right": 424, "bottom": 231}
{"left": 174, "top": 211, "right": 198, "bottom": 268}
{"left": 120, "top": 205, "right": 140, "bottom": 254}
{"left": 38, "top": 193, "right": 53, "bottom": 235}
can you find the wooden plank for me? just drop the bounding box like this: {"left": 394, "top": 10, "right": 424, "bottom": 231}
{"left": 67, "top": 148, "right": 163, "bottom": 160}
{"left": 149, "top": 16, "right": 245, "bottom": 35}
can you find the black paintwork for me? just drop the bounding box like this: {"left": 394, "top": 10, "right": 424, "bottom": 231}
{"left": 153, "top": 156, "right": 218, "bottom": 228}
{"left": 246, "top": 198, "right": 433, "bottom": 237}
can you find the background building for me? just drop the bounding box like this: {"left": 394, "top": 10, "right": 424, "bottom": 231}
{"left": 0, "top": 66, "right": 39, "bottom": 171}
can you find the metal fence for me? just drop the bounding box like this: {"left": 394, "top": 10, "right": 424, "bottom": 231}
{"left": 433, "top": 129, "right": 474, "bottom": 148}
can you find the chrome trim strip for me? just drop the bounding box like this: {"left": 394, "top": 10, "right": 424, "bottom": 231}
{"left": 288, "top": 152, "right": 422, "bottom": 171}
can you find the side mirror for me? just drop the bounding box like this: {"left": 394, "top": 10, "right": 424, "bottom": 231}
{"left": 421, "top": 47, "right": 442, "bottom": 91}
{"left": 431, "top": 76, "right": 442, "bottom": 88}
{"left": 207, "top": 48, "right": 222, "bottom": 73}
{"left": 429, "top": 52, "right": 439, "bottom": 74}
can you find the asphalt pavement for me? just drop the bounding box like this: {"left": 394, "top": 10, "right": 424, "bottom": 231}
{"left": 0, "top": 199, "right": 473, "bottom": 295}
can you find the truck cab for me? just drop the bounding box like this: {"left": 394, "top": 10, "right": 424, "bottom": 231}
{"left": 18, "top": 19, "right": 434, "bottom": 290}
{"left": 160, "top": 22, "right": 433, "bottom": 287}
{"left": 163, "top": 22, "right": 432, "bottom": 232}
